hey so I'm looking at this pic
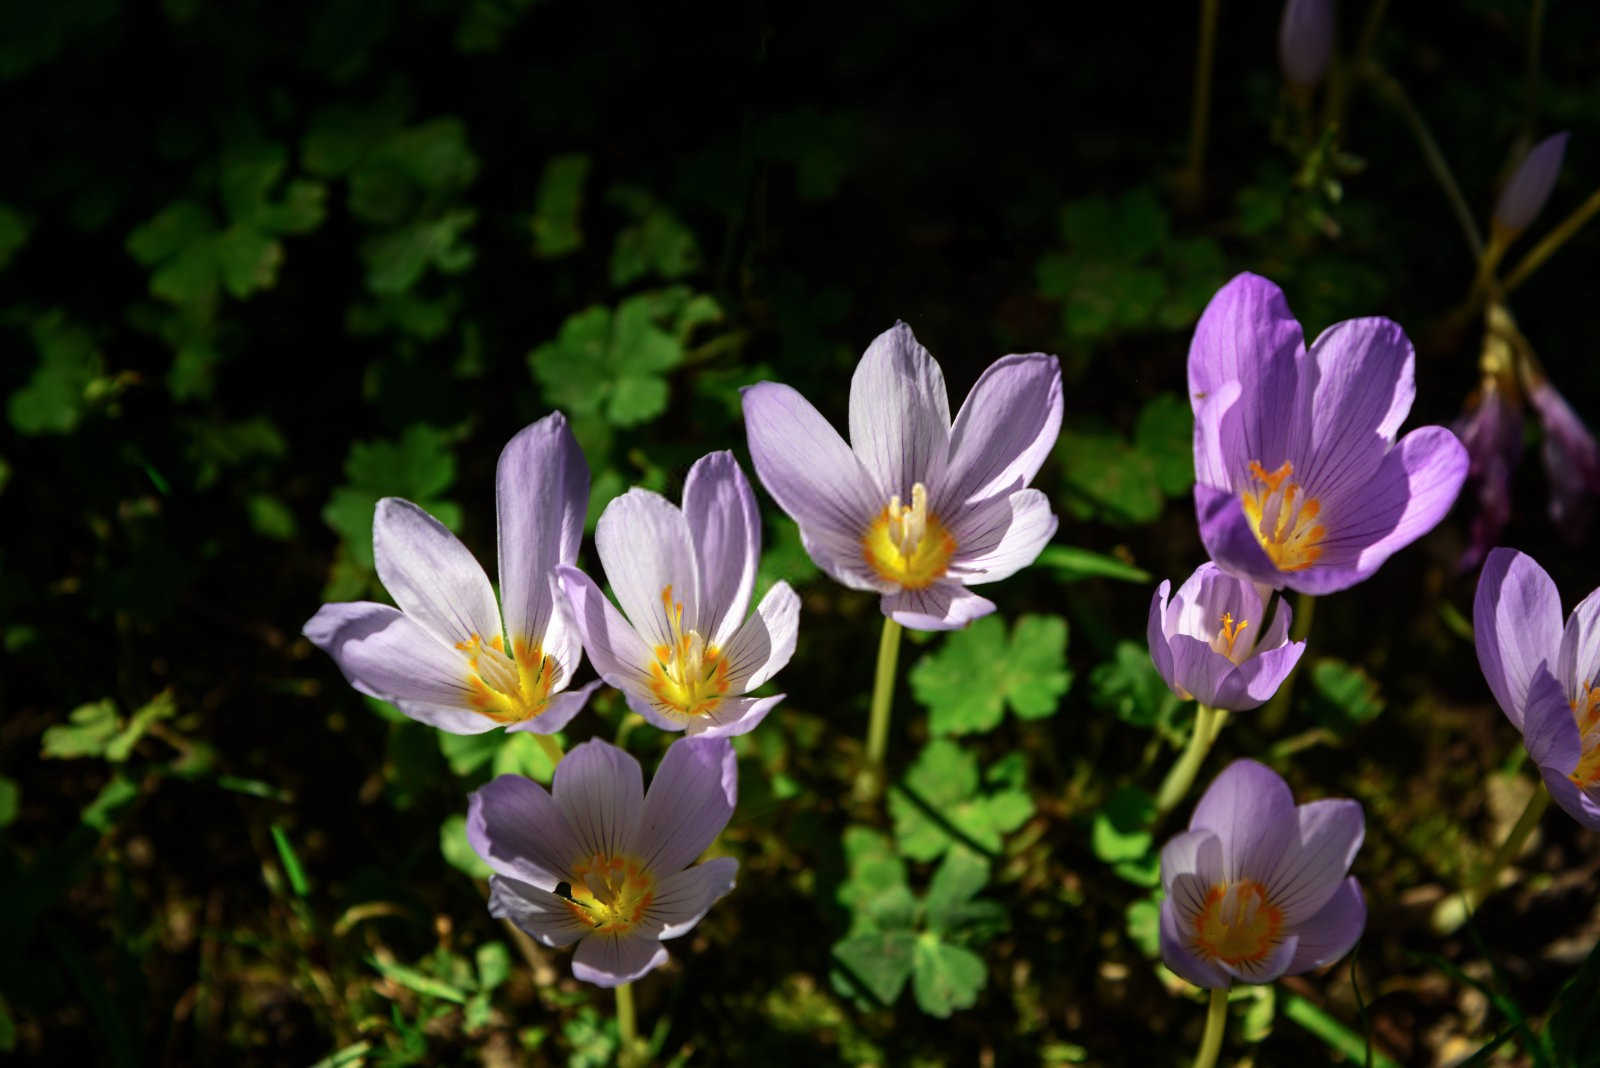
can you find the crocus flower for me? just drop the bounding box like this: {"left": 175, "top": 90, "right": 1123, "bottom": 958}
{"left": 1474, "top": 548, "right": 1600, "bottom": 829}
{"left": 742, "top": 322, "right": 1062, "bottom": 630}
{"left": 303, "top": 413, "right": 599, "bottom": 734}
{"left": 1493, "top": 132, "right": 1569, "bottom": 235}
{"left": 1278, "top": 0, "right": 1335, "bottom": 89}
{"left": 1453, "top": 374, "right": 1522, "bottom": 572}
{"left": 469, "top": 736, "right": 739, "bottom": 986}
{"left": 1148, "top": 563, "right": 1306, "bottom": 711}
{"left": 1190, "top": 273, "right": 1468, "bottom": 594}
{"left": 1160, "top": 759, "right": 1366, "bottom": 988}
{"left": 1528, "top": 377, "right": 1600, "bottom": 541}
{"left": 556, "top": 451, "right": 798, "bottom": 738}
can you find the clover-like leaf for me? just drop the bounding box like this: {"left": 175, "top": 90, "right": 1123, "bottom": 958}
{"left": 911, "top": 935, "right": 986, "bottom": 1018}
{"left": 532, "top": 153, "right": 590, "bottom": 258}
{"left": 1090, "top": 640, "right": 1181, "bottom": 731}
{"left": 41, "top": 700, "right": 121, "bottom": 760}
{"left": 910, "top": 615, "right": 1070, "bottom": 736}
{"left": 1091, "top": 785, "right": 1156, "bottom": 864}
{"left": 837, "top": 826, "right": 916, "bottom": 934}
{"left": 1055, "top": 430, "right": 1165, "bottom": 525}
{"left": 890, "top": 740, "right": 1034, "bottom": 861}
{"left": 441, "top": 813, "right": 493, "bottom": 880}
{"left": 322, "top": 424, "right": 460, "bottom": 569}
{"left": 833, "top": 931, "right": 917, "bottom": 1006}
{"left": 8, "top": 312, "right": 106, "bottom": 436}
{"left": 608, "top": 187, "right": 701, "bottom": 286}
{"left": 1310, "top": 658, "right": 1385, "bottom": 730}
{"left": 1134, "top": 393, "right": 1193, "bottom": 497}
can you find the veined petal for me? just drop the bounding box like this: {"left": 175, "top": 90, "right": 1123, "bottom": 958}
{"left": 684, "top": 451, "right": 761, "bottom": 648}
{"left": 1217, "top": 931, "right": 1301, "bottom": 985}
{"left": 936, "top": 353, "right": 1063, "bottom": 511}
{"left": 881, "top": 581, "right": 995, "bottom": 631}
{"left": 1539, "top": 766, "right": 1600, "bottom": 831}
{"left": 1474, "top": 549, "right": 1565, "bottom": 730}
{"left": 1299, "top": 317, "right": 1415, "bottom": 502}
{"left": 468, "top": 774, "right": 583, "bottom": 884}
{"left": 303, "top": 601, "right": 482, "bottom": 723}
{"left": 687, "top": 693, "right": 784, "bottom": 739}
{"left": 849, "top": 322, "right": 952, "bottom": 501}
{"left": 496, "top": 412, "right": 589, "bottom": 650}
{"left": 1558, "top": 585, "right": 1600, "bottom": 706}
{"left": 1160, "top": 887, "right": 1230, "bottom": 989}
{"left": 540, "top": 572, "right": 588, "bottom": 688}
{"left": 1193, "top": 381, "right": 1245, "bottom": 490}
{"left": 1263, "top": 799, "right": 1364, "bottom": 927}
{"left": 1148, "top": 582, "right": 1180, "bottom": 697}
{"left": 595, "top": 489, "right": 699, "bottom": 649}
{"left": 1166, "top": 635, "right": 1235, "bottom": 708}
{"left": 553, "top": 740, "right": 644, "bottom": 862}
{"left": 1159, "top": 828, "right": 1224, "bottom": 895}
{"left": 1194, "top": 484, "right": 1286, "bottom": 589}
{"left": 1220, "top": 639, "right": 1305, "bottom": 710}
{"left": 719, "top": 581, "right": 800, "bottom": 692}
{"left": 647, "top": 857, "right": 738, "bottom": 940}
{"left": 1523, "top": 666, "right": 1581, "bottom": 772}
{"left": 633, "top": 736, "right": 737, "bottom": 875}
{"left": 373, "top": 497, "right": 503, "bottom": 649}
{"left": 1190, "top": 759, "right": 1297, "bottom": 885}
{"left": 945, "top": 489, "right": 1057, "bottom": 586}
{"left": 572, "top": 932, "right": 668, "bottom": 987}
{"left": 505, "top": 680, "right": 603, "bottom": 736}
{"left": 555, "top": 566, "right": 656, "bottom": 691}
{"left": 1285, "top": 878, "right": 1366, "bottom": 974}
{"left": 488, "top": 875, "right": 591, "bottom": 948}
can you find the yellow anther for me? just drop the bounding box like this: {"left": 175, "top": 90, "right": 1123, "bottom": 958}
{"left": 1569, "top": 682, "right": 1600, "bottom": 789}
{"left": 459, "top": 634, "right": 562, "bottom": 724}
{"left": 1241, "top": 460, "right": 1325, "bottom": 571}
{"left": 648, "top": 586, "right": 730, "bottom": 719}
{"left": 861, "top": 482, "right": 957, "bottom": 589}
{"left": 563, "top": 853, "right": 656, "bottom": 934}
{"left": 1214, "top": 612, "right": 1250, "bottom": 662}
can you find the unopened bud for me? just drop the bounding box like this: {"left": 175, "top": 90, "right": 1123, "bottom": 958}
{"left": 1493, "top": 132, "right": 1569, "bottom": 233}
{"left": 1279, "top": 0, "right": 1335, "bottom": 88}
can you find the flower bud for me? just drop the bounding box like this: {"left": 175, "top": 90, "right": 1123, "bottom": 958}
{"left": 1494, "top": 132, "right": 1569, "bottom": 233}
{"left": 1279, "top": 0, "right": 1335, "bottom": 89}
{"left": 1453, "top": 375, "right": 1522, "bottom": 572}
{"left": 1528, "top": 377, "right": 1600, "bottom": 540}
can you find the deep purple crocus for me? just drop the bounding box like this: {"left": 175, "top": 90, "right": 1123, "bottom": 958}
{"left": 1278, "top": 0, "right": 1335, "bottom": 89}
{"left": 1189, "top": 273, "right": 1468, "bottom": 594}
{"left": 1148, "top": 563, "right": 1306, "bottom": 711}
{"left": 1453, "top": 374, "right": 1523, "bottom": 572}
{"left": 556, "top": 451, "right": 799, "bottom": 738}
{"left": 742, "top": 323, "right": 1062, "bottom": 630}
{"left": 469, "top": 736, "right": 739, "bottom": 987}
{"left": 304, "top": 413, "right": 600, "bottom": 735}
{"left": 1160, "top": 759, "right": 1366, "bottom": 988}
{"left": 1494, "top": 132, "right": 1569, "bottom": 235}
{"left": 1475, "top": 548, "right": 1600, "bottom": 829}
{"left": 1528, "top": 378, "right": 1600, "bottom": 541}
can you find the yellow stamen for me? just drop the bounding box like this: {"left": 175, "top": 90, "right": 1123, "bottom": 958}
{"left": 861, "top": 482, "right": 957, "bottom": 590}
{"left": 1569, "top": 682, "right": 1600, "bottom": 789}
{"left": 458, "top": 634, "right": 561, "bottom": 724}
{"left": 1213, "top": 611, "right": 1250, "bottom": 662}
{"left": 562, "top": 853, "right": 656, "bottom": 934}
{"left": 1241, "top": 460, "right": 1325, "bottom": 571}
{"left": 647, "top": 585, "right": 731, "bottom": 719}
{"left": 1192, "top": 880, "right": 1283, "bottom": 966}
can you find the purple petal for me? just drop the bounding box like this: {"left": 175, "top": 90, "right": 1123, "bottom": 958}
{"left": 1195, "top": 484, "right": 1286, "bottom": 589}
{"left": 1166, "top": 634, "right": 1236, "bottom": 708}
{"left": 539, "top": 572, "right": 588, "bottom": 690}
{"left": 302, "top": 601, "right": 488, "bottom": 733}
{"left": 1558, "top": 586, "right": 1600, "bottom": 708}
{"left": 1522, "top": 666, "right": 1581, "bottom": 772}
{"left": 505, "top": 679, "right": 603, "bottom": 736}
{"left": 496, "top": 412, "right": 589, "bottom": 650}
{"left": 741, "top": 381, "right": 886, "bottom": 587}
{"left": 849, "top": 322, "right": 952, "bottom": 501}
{"left": 572, "top": 932, "right": 669, "bottom": 987}
{"left": 633, "top": 736, "right": 738, "bottom": 875}
{"left": 488, "top": 875, "right": 591, "bottom": 947}
{"left": 468, "top": 774, "right": 582, "bottom": 884}
{"left": 552, "top": 739, "right": 644, "bottom": 862}
{"left": 595, "top": 489, "right": 699, "bottom": 650}
{"left": 1453, "top": 380, "right": 1522, "bottom": 572}
{"left": 935, "top": 353, "right": 1063, "bottom": 512}
{"left": 1193, "top": 381, "right": 1245, "bottom": 491}
{"left": 1159, "top": 891, "right": 1230, "bottom": 989}
{"left": 683, "top": 451, "right": 761, "bottom": 648}
{"left": 647, "top": 857, "right": 738, "bottom": 939}
{"left": 1473, "top": 548, "right": 1564, "bottom": 730}
{"left": 373, "top": 497, "right": 502, "bottom": 648}
{"left": 1218, "top": 931, "right": 1301, "bottom": 985}
{"left": 719, "top": 581, "right": 800, "bottom": 692}
{"left": 1529, "top": 378, "right": 1600, "bottom": 539}
{"left": 683, "top": 693, "right": 785, "bottom": 739}
{"left": 946, "top": 489, "right": 1058, "bottom": 586}
{"left": 1189, "top": 759, "right": 1298, "bottom": 885}
{"left": 1285, "top": 878, "right": 1366, "bottom": 974}
{"left": 1220, "top": 639, "right": 1305, "bottom": 711}
{"left": 1495, "top": 132, "right": 1570, "bottom": 232}
{"left": 1263, "top": 799, "right": 1364, "bottom": 927}
{"left": 1538, "top": 766, "right": 1600, "bottom": 831}
{"left": 1148, "top": 582, "right": 1179, "bottom": 696}
{"left": 881, "top": 581, "right": 995, "bottom": 631}
{"left": 1299, "top": 317, "right": 1415, "bottom": 503}
{"left": 1279, "top": 0, "right": 1335, "bottom": 87}
{"left": 1159, "top": 828, "right": 1224, "bottom": 894}
{"left": 555, "top": 565, "right": 656, "bottom": 691}
{"left": 1166, "top": 562, "right": 1267, "bottom": 644}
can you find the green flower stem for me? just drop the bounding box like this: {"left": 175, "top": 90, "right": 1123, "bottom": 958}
{"left": 1432, "top": 785, "right": 1550, "bottom": 933}
{"left": 534, "top": 732, "right": 565, "bottom": 769}
{"left": 1156, "top": 703, "right": 1224, "bottom": 814}
{"left": 1260, "top": 592, "right": 1316, "bottom": 733}
{"left": 1364, "top": 64, "right": 1483, "bottom": 257}
{"left": 615, "top": 980, "right": 637, "bottom": 1051}
{"left": 865, "top": 616, "right": 903, "bottom": 771}
{"left": 1503, "top": 185, "right": 1600, "bottom": 295}
{"left": 1193, "top": 986, "right": 1229, "bottom": 1068}
{"left": 1176, "top": 0, "right": 1221, "bottom": 199}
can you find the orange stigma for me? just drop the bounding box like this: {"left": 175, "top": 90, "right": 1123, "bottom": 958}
{"left": 1241, "top": 460, "right": 1325, "bottom": 571}
{"left": 1192, "top": 880, "right": 1284, "bottom": 966}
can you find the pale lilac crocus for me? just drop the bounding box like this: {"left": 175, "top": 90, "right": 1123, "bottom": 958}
{"left": 1453, "top": 374, "right": 1523, "bottom": 572}
{"left": 556, "top": 451, "right": 798, "bottom": 738}
{"left": 1528, "top": 378, "right": 1600, "bottom": 540}
{"left": 1190, "top": 273, "right": 1468, "bottom": 594}
{"left": 303, "top": 413, "right": 599, "bottom": 734}
{"left": 1278, "top": 0, "right": 1335, "bottom": 89}
{"left": 742, "top": 323, "right": 1062, "bottom": 630}
{"left": 469, "top": 737, "right": 739, "bottom": 986}
{"left": 1475, "top": 548, "right": 1600, "bottom": 829}
{"left": 1161, "top": 759, "right": 1366, "bottom": 988}
{"left": 1494, "top": 132, "right": 1569, "bottom": 235}
{"left": 1148, "top": 563, "right": 1305, "bottom": 711}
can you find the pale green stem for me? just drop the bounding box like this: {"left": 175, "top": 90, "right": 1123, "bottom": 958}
{"left": 865, "top": 617, "right": 903, "bottom": 770}
{"left": 1260, "top": 592, "right": 1316, "bottom": 733}
{"left": 1157, "top": 704, "right": 1223, "bottom": 814}
{"left": 534, "top": 732, "right": 565, "bottom": 769}
{"left": 1503, "top": 186, "right": 1600, "bottom": 295}
{"left": 615, "top": 980, "right": 637, "bottom": 1050}
{"left": 1193, "top": 986, "right": 1229, "bottom": 1068}
{"left": 1432, "top": 786, "right": 1550, "bottom": 933}
{"left": 1364, "top": 64, "right": 1483, "bottom": 257}
{"left": 1178, "top": 0, "right": 1221, "bottom": 194}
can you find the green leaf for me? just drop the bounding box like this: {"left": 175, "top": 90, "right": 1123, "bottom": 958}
{"left": 437, "top": 730, "right": 500, "bottom": 777}
{"left": 42, "top": 699, "right": 121, "bottom": 759}
{"left": 8, "top": 313, "right": 106, "bottom": 436}
{"left": 370, "top": 957, "right": 468, "bottom": 1004}
{"left": 441, "top": 813, "right": 493, "bottom": 879}
{"left": 1125, "top": 895, "right": 1161, "bottom": 958}
{"left": 1034, "top": 545, "right": 1151, "bottom": 585}
{"left": 271, "top": 822, "right": 311, "bottom": 897}
{"left": 1089, "top": 641, "right": 1181, "bottom": 731}
{"left": 126, "top": 201, "right": 213, "bottom": 265}
{"left": 1283, "top": 994, "right": 1401, "bottom": 1068}
{"left": 922, "top": 847, "right": 1006, "bottom": 944}
{"left": 910, "top": 614, "right": 1070, "bottom": 735}
{"left": 81, "top": 775, "right": 139, "bottom": 831}
{"left": 215, "top": 223, "right": 284, "bottom": 298}
{"left": 362, "top": 209, "right": 477, "bottom": 294}
{"left": 832, "top": 931, "right": 916, "bottom": 1005}
{"left": 1133, "top": 393, "right": 1193, "bottom": 497}
{"left": 1310, "top": 658, "right": 1385, "bottom": 728}
{"left": 0, "top": 203, "right": 30, "bottom": 269}
{"left": 1055, "top": 430, "right": 1165, "bottom": 525}
{"left": 836, "top": 825, "right": 916, "bottom": 933}
{"left": 324, "top": 425, "right": 459, "bottom": 569}
{"left": 476, "top": 942, "right": 511, "bottom": 993}
{"left": 608, "top": 188, "right": 701, "bottom": 286}
{"left": 889, "top": 740, "right": 1035, "bottom": 861}
{"left": 247, "top": 493, "right": 298, "bottom": 541}
{"left": 911, "top": 934, "right": 986, "bottom": 1018}
{"left": 493, "top": 732, "right": 557, "bottom": 784}
{"left": 1091, "top": 785, "right": 1156, "bottom": 863}
{"left": 104, "top": 689, "right": 177, "bottom": 762}
{"left": 0, "top": 777, "right": 18, "bottom": 828}
{"left": 531, "top": 153, "right": 591, "bottom": 258}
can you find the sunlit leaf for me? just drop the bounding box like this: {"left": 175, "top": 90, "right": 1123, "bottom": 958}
{"left": 890, "top": 740, "right": 1034, "bottom": 861}
{"left": 911, "top": 935, "right": 986, "bottom": 1018}
{"left": 910, "top": 615, "right": 1070, "bottom": 736}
